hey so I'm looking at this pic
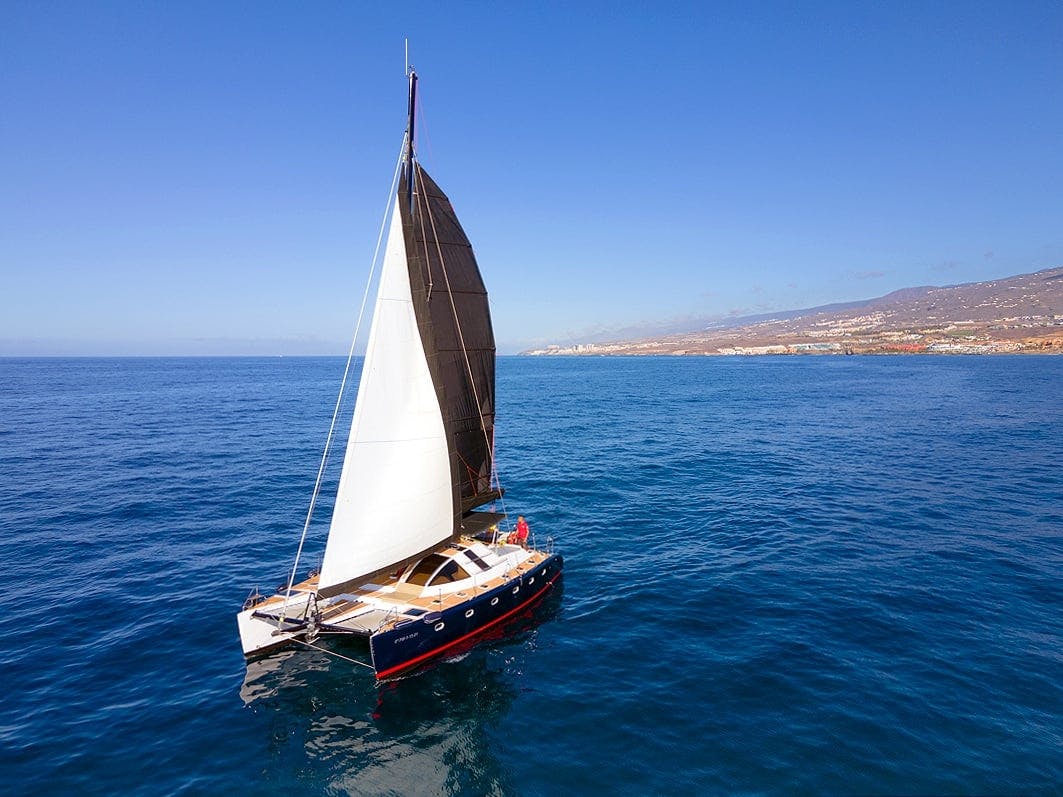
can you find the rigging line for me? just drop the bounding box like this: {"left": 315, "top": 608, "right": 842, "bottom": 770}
{"left": 411, "top": 165, "right": 434, "bottom": 300}
{"left": 278, "top": 138, "right": 408, "bottom": 626}
{"left": 414, "top": 161, "right": 508, "bottom": 522}
{"left": 293, "top": 637, "right": 377, "bottom": 671}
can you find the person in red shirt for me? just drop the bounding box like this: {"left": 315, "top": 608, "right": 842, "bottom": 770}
{"left": 508, "top": 515, "right": 530, "bottom": 547}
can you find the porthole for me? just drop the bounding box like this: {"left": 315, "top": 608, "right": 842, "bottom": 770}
{"left": 490, "top": 597, "right": 499, "bottom": 606}
{"left": 513, "top": 586, "right": 520, "bottom": 594}
{"left": 434, "top": 622, "right": 445, "bottom": 632}
{"left": 529, "top": 577, "right": 535, "bottom": 585}
{"left": 465, "top": 609, "right": 474, "bottom": 618}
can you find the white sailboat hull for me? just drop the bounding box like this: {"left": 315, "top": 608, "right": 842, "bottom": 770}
{"left": 237, "top": 591, "right": 313, "bottom": 656}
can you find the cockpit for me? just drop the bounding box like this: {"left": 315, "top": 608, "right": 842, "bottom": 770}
{"left": 399, "top": 542, "right": 502, "bottom": 591}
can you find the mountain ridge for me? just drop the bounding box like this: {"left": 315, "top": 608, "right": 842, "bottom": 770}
{"left": 526, "top": 267, "right": 1063, "bottom": 355}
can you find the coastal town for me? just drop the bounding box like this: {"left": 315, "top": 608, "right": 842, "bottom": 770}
{"left": 526, "top": 267, "right": 1062, "bottom": 356}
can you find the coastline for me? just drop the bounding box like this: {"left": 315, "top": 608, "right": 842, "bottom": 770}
{"left": 525, "top": 335, "right": 1062, "bottom": 356}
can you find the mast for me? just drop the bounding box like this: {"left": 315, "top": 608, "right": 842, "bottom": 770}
{"left": 405, "top": 69, "right": 418, "bottom": 213}
{"left": 316, "top": 66, "right": 499, "bottom": 598}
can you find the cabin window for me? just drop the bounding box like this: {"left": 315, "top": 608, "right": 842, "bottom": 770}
{"left": 427, "top": 560, "right": 471, "bottom": 587}
{"left": 406, "top": 554, "right": 448, "bottom": 586}
{"left": 461, "top": 549, "right": 489, "bottom": 571}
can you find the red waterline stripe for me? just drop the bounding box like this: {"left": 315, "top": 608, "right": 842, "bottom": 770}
{"left": 375, "top": 569, "right": 562, "bottom": 679}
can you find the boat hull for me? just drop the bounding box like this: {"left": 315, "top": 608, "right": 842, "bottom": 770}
{"left": 370, "top": 553, "right": 563, "bottom": 678}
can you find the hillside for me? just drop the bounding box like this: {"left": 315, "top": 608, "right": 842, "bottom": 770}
{"left": 526, "top": 267, "right": 1063, "bottom": 355}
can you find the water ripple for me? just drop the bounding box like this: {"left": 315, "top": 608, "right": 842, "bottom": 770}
{"left": 0, "top": 355, "right": 1060, "bottom": 794}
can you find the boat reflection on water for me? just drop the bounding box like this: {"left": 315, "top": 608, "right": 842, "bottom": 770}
{"left": 238, "top": 584, "right": 563, "bottom": 793}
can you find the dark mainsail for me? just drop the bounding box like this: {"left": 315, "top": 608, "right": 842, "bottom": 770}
{"left": 400, "top": 163, "right": 498, "bottom": 538}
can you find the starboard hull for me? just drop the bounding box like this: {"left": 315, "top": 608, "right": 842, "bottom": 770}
{"left": 370, "top": 553, "right": 563, "bottom": 679}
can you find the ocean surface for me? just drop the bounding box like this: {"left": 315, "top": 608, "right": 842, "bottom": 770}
{"left": 1, "top": 355, "right": 1060, "bottom": 795}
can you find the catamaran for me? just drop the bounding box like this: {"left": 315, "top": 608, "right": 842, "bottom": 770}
{"left": 236, "top": 70, "right": 563, "bottom": 679}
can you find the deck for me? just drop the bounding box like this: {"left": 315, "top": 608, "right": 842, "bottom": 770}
{"left": 254, "top": 542, "right": 551, "bottom": 638}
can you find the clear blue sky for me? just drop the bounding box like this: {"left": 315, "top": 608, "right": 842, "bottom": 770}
{"left": 3, "top": 1, "right": 1061, "bottom": 355}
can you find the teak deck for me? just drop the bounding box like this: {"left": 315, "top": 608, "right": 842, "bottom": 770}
{"left": 257, "top": 541, "right": 548, "bottom": 636}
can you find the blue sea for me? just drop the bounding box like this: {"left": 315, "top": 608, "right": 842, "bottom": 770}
{"left": 1, "top": 355, "right": 1060, "bottom": 795}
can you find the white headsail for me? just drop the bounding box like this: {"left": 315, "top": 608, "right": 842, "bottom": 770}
{"left": 317, "top": 201, "right": 452, "bottom": 596}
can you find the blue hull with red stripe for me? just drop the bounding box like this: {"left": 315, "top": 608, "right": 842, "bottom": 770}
{"left": 370, "top": 553, "right": 563, "bottom": 679}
